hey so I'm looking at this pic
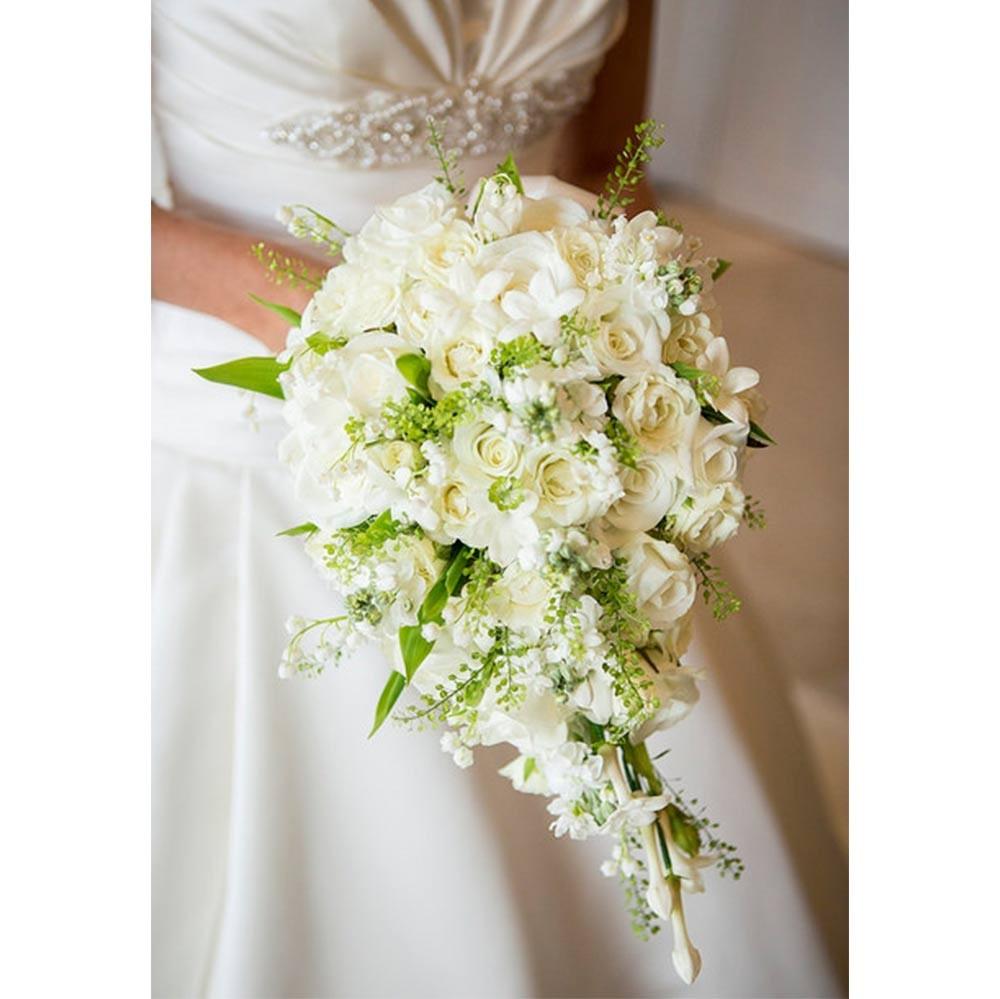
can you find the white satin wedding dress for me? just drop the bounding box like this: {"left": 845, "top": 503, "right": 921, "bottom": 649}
{"left": 153, "top": 2, "right": 842, "bottom": 996}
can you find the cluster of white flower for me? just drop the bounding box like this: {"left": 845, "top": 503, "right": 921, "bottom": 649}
{"left": 220, "top": 131, "right": 770, "bottom": 985}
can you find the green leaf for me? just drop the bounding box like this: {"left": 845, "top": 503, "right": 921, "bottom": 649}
{"left": 248, "top": 292, "right": 302, "bottom": 327}
{"left": 443, "top": 545, "right": 473, "bottom": 596}
{"left": 276, "top": 522, "right": 318, "bottom": 538}
{"left": 699, "top": 404, "right": 730, "bottom": 426}
{"left": 702, "top": 404, "right": 775, "bottom": 448}
{"left": 748, "top": 419, "right": 776, "bottom": 447}
{"left": 495, "top": 153, "right": 525, "bottom": 194}
{"left": 369, "top": 670, "right": 406, "bottom": 737}
{"left": 396, "top": 353, "right": 431, "bottom": 398}
{"left": 711, "top": 259, "right": 732, "bottom": 282}
{"left": 193, "top": 356, "right": 289, "bottom": 399}
{"left": 305, "top": 332, "right": 347, "bottom": 355}
{"left": 523, "top": 757, "right": 537, "bottom": 782}
{"left": 418, "top": 578, "right": 450, "bottom": 626}
{"left": 399, "top": 625, "right": 434, "bottom": 682}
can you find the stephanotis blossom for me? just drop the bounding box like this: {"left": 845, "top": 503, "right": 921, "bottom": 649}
{"left": 201, "top": 122, "right": 770, "bottom": 986}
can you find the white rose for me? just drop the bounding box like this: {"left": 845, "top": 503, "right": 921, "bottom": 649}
{"left": 488, "top": 565, "right": 552, "bottom": 636}
{"left": 605, "top": 451, "right": 687, "bottom": 536}
{"left": 452, "top": 421, "right": 524, "bottom": 483}
{"left": 663, "top": 311, "right": 715, "bottom": 366}
{"left": 434, "top": 472, "right": 480, "bottom": 539}
{"left": 416, "top": 218, "right": 479, "bottom": 283}
{"left": 621, "top": 534, "right": 697, "bottom": 629}
{"left": 428, "top": 323, "right": 493, "bottom": 393}
{"left": 333, "top": 332, "right": 411, "bottom": 417}
{"left": 471, "top": 176, "right": 523, "bottom": 241}
{"left": 519, "top": 195, "right": 589, "bottom": 233}
{"left": 585, "top": 307, "right": 664, "bottom": 376}
{"left": 554, "top": 226, "right": 605, "bottom": 287}
{"left": 692, "top": 420, "right": 743, "bottom": 488}
{"left": 674, "top": 482, "right": 744, "bottom": 552}
{"left": 612, "top": 366, "right": 699, "bottom": 455}
{"left": 350, "top": 182, "right": 457, "bottom": 265}
{"left": 397, "top": 281, "right": 460, "bottom": 348}
{"left": 308, "top": 262, "right": 400, "bottom": 336}
{"left": 529, "top": 446, "right": 607, "bottom": 527}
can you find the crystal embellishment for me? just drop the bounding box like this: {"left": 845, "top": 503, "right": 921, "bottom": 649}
{"left": 265, "top": 71, "right": 591, "bottom": 168}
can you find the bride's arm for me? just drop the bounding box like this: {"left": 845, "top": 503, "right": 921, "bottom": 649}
{"left": 558, "top": 0, "right": 658, "bottom": 213}
{"left": 152, "top": 205, "right": 319, "bottom": 354}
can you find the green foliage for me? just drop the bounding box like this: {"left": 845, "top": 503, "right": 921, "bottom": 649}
{"left": 248, "top": 293, "right": 302, "bottom": 327}
{"left": 742, "top": 495, "right": 767, "bottom": 530}
{"left": 689, "top": 551, "right": 742, "bottom": 621}
{"left": 711, "top": 258, "right": 732, "bottom": 281}
{"left": 396, "top": 353, "right": 432, "bottom": 399}
{"left": 369, "top": 670, "right": 406, "bottom": 736}
{"left": 322, "top": 512, "right": 415, "bottom": 574}
{"left": 426, "top": 116, "right": 465, "bottom": 195}
{"left": 702, "top": 403, "right": 775, "bottom": 449}
{"left": 398, "top": 625, "right": 434, "bottom": 682}
{"left": 193, "top": 356, "right": 289, "bottom": 399}
{"left": 655, "top": 209, "right": 684, "bottom": 232}
{"left": 305, "top": 332, "right": 348, "bottom": 355}
{"left": 605, "top": 417, "right": 641, "bottom": 469}
{"left": 276, "top": 522, "right": 318, "bottom": 538}
{"left": 669, "top": 361, "right": 721, "bottom": 406}
{"left": 491, "top": 335, "right": 549, "bottom": 377}
{"left": 559, "top": 311, "right": 599, "bottom": 351}
{"left": 494, "top": 153, "right": 525, "bottom": 194}
{"left": 747, "top": 419, "right": 776, "bottom": 448}
{"left": 595, "top": 119, "right": 665, "bottom": 219}
{"left": 250, "top": 241, "right": 322, "bottom": 289}
{"left": 584, "top": 561, "right": 655, "bottom": 736}
{"left": 656, "top": 260, "right": 704, "bottom": 311}
{"left": 487, "top": 476, "right": 528, "bottom": 511}
{"left": 382, "top": 385, "right": 491, "bottom": 443}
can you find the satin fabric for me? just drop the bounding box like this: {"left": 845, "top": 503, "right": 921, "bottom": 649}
{"left": 153, "top": 2, "right": 841, "bottom": 995}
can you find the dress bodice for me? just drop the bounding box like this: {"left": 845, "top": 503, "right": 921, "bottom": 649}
{"left": 152, "top": 0, "right": 626, "bottom": 235}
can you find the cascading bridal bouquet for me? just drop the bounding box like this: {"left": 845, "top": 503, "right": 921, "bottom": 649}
{"left": 196, "top": 120, "right": 773, "bottom": 985}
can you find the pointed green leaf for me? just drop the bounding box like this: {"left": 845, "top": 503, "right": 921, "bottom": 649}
{"left": 276, "top": 522, "right": 318, "bottom": 538}
{"left": 193, "top": 356, "right": 289, "bottom": 399}
{"left": 369, "top": 670, "right": 406, "bottom": 737}
{"left": 399, "top": 625, "right": 434, "bottom": 682}
{"left": 748, "top": 419, "right": 776, "bottom": 447}
{"left": 443, "top": 545, "right": 473, "bottom": 596}
{"left": 396, "top": 353, "right": 431, "bottom": 397}
{"left": 711, "top": 259, "right": 732, "bottom": 282}
{"left": 495, "top": 153, "right": 524, "bottom": 194}
{"left": 248, "top": 293, "right": 302, "bottom": 327}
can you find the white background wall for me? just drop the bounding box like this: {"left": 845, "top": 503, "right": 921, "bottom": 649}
{"left": 647, "top": 0, "right": 847, "bottom": 255}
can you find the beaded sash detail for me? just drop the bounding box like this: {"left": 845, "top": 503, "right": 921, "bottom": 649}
{"left": 265, "top": 70, "right": 591, "bottom": 168}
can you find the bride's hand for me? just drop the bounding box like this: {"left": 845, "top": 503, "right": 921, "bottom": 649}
{"left": 152, "top": 205, "right": 323, "bottom": 354}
